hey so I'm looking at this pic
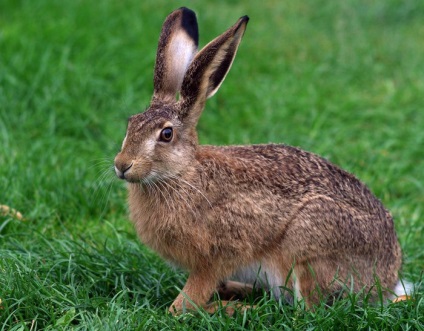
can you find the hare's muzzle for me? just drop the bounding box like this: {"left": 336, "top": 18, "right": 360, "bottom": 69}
{"left": 114, "top": 155, "right": 133, "bottom": 180}
{"left": 114, "top": 163, "right": 133, "bottom": 180}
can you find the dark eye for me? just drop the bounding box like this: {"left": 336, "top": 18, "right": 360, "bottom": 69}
{"left": 159, "top": 127, "right": 173, "bottom": 142}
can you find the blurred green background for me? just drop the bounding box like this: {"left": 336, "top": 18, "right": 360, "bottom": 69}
{"left": 1, "top": 0, "right": 423, "bottom": 329}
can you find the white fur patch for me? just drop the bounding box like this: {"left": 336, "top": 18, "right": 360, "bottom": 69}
{"left": 114, "top": 165, "right": 123, "bottom": 178}
{"left": 231, "top": 263, "right": 283, "bottom": 299}
{"left": 121, "top": 133, "right": 128, "bottom": 150}
{"left": 292, "top": 271, "right": 302, "bottom": 301}
{"left": 392, "top": 280, "right": 414, "bottom": 298}
{"left": 144, "top": 138, "right": 156, "bottom": 154}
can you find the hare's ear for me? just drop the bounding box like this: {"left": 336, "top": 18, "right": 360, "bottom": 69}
{"left": 153, "top": 7, "right": 199, "bottom": 103}
{"left": 179, "top": 16, "right": 249, "bottom": 124}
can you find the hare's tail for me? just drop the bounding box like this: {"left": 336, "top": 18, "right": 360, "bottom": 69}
{"left": 391, "top": 280, "right": 414, "bottom": 302}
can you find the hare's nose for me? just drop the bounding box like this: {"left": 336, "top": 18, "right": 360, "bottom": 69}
{"left": 114, "top": 162, "right": 133, "bottom": 180}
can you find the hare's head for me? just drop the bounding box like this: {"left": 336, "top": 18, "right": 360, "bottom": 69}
{"left": 114, "top": 8, "right": 248, "bottom": 183}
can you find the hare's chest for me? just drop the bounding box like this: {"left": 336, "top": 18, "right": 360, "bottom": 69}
{"left": 129, "top": 198, "right": 180, "bottom": 244}
{"left": 128, "top": 190, "right": 211, "bottom": 269}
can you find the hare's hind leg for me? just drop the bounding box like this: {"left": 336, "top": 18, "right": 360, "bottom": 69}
{"left": 294, "top": 256, "right": 372, "bottom": 307}
{"left": 206, "top": 281, "right": 256, "bottom": 315}
{"left": 294, "top": 259, "right": 346, "bottom": 307}
{"left": 216, "top": 280, "right": 254, "bottom": 300}
{"left": 204, "top": 300, "right": 253, "bottom": 315}
{"left": 285, "top": 197, "right": 400, "bottom": 305}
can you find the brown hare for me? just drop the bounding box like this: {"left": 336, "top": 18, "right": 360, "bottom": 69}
{"left": 114, "top": 7, "right": 406, "bottom": 314}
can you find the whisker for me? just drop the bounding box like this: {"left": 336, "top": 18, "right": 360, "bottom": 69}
{"left": 131, "top": 170, "right": 215, "bottom": 220}
{"left": 160, "top": 177, "right": 198, "bottom": 217}
{"left": 88, "top": 157, "right": 115, "bottom": 171}
{"left": 89, "top": 163, "right": 117, "bottom": 218}
{"left": 161, "top": 176, "right": 197, "bottom": 216}
{"left": 98, "top": 176, "right": 116, "bottom": 217}
{"left": 157, "top": 180, "right": 177, "bottom": 213}
{"left": 91, "top": 166, "right": 113, "bottom": 200}
{"left": 151, "top": 179, "right": 172, "bottom": 213}
{"left": 176, "top": 176, "right": 214, "bottom": 209}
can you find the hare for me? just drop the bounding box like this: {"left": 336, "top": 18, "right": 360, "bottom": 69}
{"left": 114, "top": 7, "right": 403, "bottom": 314}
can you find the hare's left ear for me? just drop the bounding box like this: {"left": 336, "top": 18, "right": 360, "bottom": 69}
{"left": 153, "top": 7, "right": 199, "bottom": 103}
{"left": 179, "top": 16, "right": 249, "bottom": 124}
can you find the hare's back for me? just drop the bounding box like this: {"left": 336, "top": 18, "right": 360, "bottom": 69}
{"left": 197, "top": 144, "right": 399, "bottom": 258}
{"left": 197, "top": 143, "right": 385, "bottom": 216}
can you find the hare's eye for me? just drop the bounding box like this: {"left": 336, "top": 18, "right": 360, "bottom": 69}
{"left": 159, "top": 127, "right": 173, "bottom": 142}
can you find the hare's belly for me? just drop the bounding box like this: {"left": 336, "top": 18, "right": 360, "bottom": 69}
{"left": 231, "top": 262, "right": 290, "bottom": 300}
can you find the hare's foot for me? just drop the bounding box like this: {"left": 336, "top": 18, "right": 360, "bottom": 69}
{"left": 216, "top": 280, "right": 254, "bottom": 300}
{"left": 392, "top": 295, "right": 411, "bottom": 303}
{"left": 205, "top": 300, "right": 253, "bottom": 316}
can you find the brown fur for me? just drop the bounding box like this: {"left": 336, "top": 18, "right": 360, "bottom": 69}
{"left": 114, "top": 8, "right": 402, "bottom": 314}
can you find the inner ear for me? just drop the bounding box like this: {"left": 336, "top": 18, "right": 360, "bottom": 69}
{"left": 153, "top": 7, "right": 199, "bottom": 102}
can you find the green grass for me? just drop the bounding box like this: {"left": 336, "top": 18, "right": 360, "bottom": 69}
{"left": 1, "top": 0, "right": 423, "bottom": 329}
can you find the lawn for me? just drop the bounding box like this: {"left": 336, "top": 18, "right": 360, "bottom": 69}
{"left": 1, "top": 0, "right": 423, "bottom": 329}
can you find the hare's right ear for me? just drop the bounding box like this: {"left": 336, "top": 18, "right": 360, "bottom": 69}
{"left": 178, "top": 16, "right": 249, "bottom": 126}
{"left": 153, "top": 7, "right": 199, "bottom": 103}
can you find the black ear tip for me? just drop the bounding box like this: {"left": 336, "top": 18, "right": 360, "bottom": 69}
{"left": 178, "top": 7, "right": 199, "bottom": 46}
{"left": 235, "top": 15, "right": 249, "bottom": 31}
{"left": 236, "top": 15, "right": 249, "bottom": 29}
{"left": 179, "top": 7, "right": 192, "bottom": 11}
{"left": 180, "top": 7, "right": 197, "bottom": 22}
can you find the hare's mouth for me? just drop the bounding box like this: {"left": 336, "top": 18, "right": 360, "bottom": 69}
{"left": 114, "top": 161, "right": 157, "bottom": 184}
{"left": 117, "top": 167, "right": 164, "bottom": 186}
{"left": 114, "top": 163, "right": 133, "bottom": 180}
